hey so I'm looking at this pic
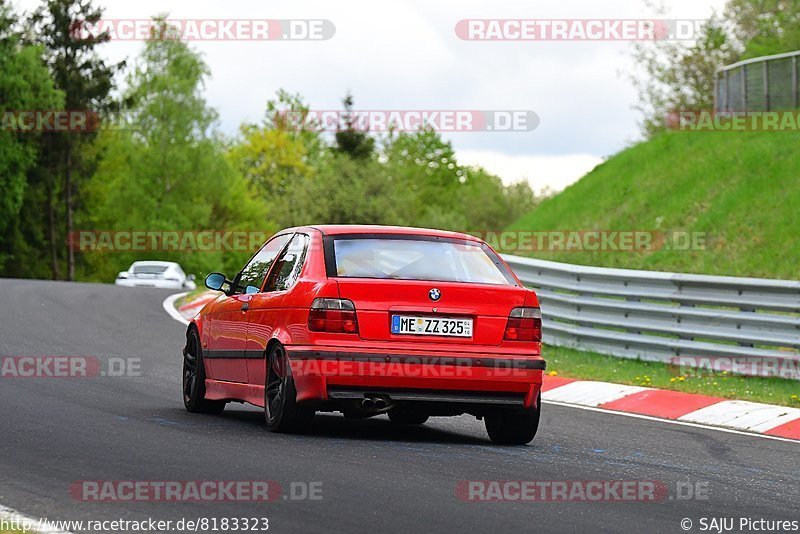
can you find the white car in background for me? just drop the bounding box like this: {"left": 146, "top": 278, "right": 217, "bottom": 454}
{"left": 115, "top": 261, "right": 196, "bottom": 290}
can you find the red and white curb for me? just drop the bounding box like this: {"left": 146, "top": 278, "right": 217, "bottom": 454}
{"left": 162, "top": 292, "right": 190, "bottom": 325}
{"left": 162, "top": 290, "right": 217, "bottom": 326}
{"left": 542, "top": 376, "right": 800, "bottom": 442}
{"left": 179, "top": 291, "right": 216, "bottom": 321}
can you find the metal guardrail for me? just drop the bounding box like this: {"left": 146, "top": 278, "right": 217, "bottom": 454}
{"left": 503, "top": 255, "right": 800, "bottom": 379}
{"left": 715, "top": 50, "right": 800, "bottom": 112}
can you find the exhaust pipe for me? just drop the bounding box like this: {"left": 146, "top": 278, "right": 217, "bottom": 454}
{"left": 361, "top": 398, "right": 375, "bottom": 410}
{"left": 373, "top": 398, "right": 387, "bottom": 410}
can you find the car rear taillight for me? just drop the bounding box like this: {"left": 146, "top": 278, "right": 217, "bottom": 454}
{"left": 308, "top": 298, "right": 359, "bottom": 334}
{"left": 504, "top": 307, "right": 542, "bottom": 342}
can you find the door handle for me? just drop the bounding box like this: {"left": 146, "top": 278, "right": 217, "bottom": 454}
{"left": 240, "top": 302, "right": 250, "bottom": 312}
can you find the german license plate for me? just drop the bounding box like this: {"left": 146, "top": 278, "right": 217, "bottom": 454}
{"left": 391, "top": 315, "right": 472, "bottom": 337}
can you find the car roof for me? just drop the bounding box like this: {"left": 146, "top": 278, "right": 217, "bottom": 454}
{"left": 130, "top": 261, "right": 178, "bottom": 267}
{"left": 286, "top": 225, "right": 483, "bottom": 242}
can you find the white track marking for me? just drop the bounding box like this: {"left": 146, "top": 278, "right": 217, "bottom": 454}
{"left": 678, "top": 400, "right": 800, "bottom": 432}
{"left": 162, "top": 291, "right": 190, "bottom": 325}
{"left": 0, "top": 504, "right": 74, "bottom": 534}
{"left": 542, "top": 381, "right": 650, "bottom": 406}
{"left": 542, "top": 400, "right": 800, "bottom": 445}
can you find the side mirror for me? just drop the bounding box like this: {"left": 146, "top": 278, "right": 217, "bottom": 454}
{"left": 204, "top": 272, "right": 228, "bottom": 291}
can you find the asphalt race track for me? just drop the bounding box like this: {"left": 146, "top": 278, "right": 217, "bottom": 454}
{"left": 0, "top": 279, "right": 798, "bottom": 533}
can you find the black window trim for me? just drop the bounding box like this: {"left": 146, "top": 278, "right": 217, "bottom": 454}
{"left": 263, "top": 232, "right": 311, "bottom": 293}
{"left": 321, "top": 233, "right": 519, "bottom": 287}
{"left": 231, "top": 232, "right": 295, "bottom": 295}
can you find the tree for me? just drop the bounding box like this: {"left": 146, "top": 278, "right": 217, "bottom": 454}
{"left": 631, "top": 6, "right": 736, "bottom": 135}
{"left": 227, "top": 90, "right": 325, "bottom": 228}
{"left": 80, "top": 18, "right": 270, "bottom": 281}
{"left": 285, "top": 154, "right": 406, "bottom": 226}
{"left": 726, "top": 0, "right": 800, "bottom": 58}
{"left": 28, "top": 0, "right": 122, "bottom": 280}
{"left": 333, "top": 93, "right": 375, "bottom": 160}
{"left": 631, "top": 0, "right": 800, "bottom": 135}
{"left": 458, "top": 167, "right": 539, "bottom": 232}
{"left": 0, "top": 0, "right": 63, "bottom": 275}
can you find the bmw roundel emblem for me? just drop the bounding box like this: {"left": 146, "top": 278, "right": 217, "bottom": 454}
{"left": 429, "top": 288, "right": 441, "bottom": 301}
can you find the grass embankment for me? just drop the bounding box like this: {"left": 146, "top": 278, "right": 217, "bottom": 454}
{"left": 507, "top": 130, "right": 800, "bottom": 279}
{"left": 509, "top": 130, "right": 799, "bottom": 403}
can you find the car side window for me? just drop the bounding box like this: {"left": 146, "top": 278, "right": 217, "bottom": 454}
{"left": 236, "top": 234, "right": 292, "bottom": 294}
{"left": 264, "top": 234, "right": 310, "bottom": 292}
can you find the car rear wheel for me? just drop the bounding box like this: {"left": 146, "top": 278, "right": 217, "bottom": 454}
{"left": 484, "top": 393, "right": 541, "bottom": 445}
{"left": 183, "top": 329, "right": 226, "bottom": 414}
{"left": 265, "top": 344, "right": 314, "bottom": 433}
{"left": 388, "top": 410, "right": 429, "bottom": 425}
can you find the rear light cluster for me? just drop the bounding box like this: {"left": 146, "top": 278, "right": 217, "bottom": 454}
{"left": 308, "top": 298, "right": 359, "bottom": 334}
{"left": 504, "top": 307, "right": 542, "bottom": 342}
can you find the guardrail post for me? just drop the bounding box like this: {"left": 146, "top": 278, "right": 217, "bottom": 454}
{"left": 724, "top": 70, "right": 730, "bottom": 111}
{"left": 793, "top": 55, "right": 798, "bottom": 109}
{"left": 741, "top": 64, "right": 747, "bottom": 109}
{"left": 714, "top": 75, "right": 719, "bottom": 112}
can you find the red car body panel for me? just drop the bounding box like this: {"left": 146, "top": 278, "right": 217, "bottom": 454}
{"left": 191, "top": 225, "right": 544, "bottom": 411}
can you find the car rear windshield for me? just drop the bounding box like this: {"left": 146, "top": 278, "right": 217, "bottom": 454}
{"left": 132, "top": 265, "right": 169, "bottom": 274}
{"left": 330, "top": 237, "right": 512, "bottom": 285}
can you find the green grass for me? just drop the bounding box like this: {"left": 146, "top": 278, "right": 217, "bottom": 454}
{"left": 546, "top": 345, "right": 800, "bottom": 407}
{"left": 508, "top": 130, "right": 800, "bottom": 279}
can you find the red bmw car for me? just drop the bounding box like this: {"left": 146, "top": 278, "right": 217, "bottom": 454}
{"left": 182, "top": 225, "right": 545, "bottom": 445}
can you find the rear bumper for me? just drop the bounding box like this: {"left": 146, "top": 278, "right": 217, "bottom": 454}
{"left": 285, "top": 345, "right": 545, "bottom": 409}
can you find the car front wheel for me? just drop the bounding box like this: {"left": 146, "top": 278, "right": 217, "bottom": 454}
{"left": 484, "top": 394, "right": 541, "bottom": 445}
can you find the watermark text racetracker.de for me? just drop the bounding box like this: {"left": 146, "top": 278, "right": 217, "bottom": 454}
{"left": 69, "top": 480, "right": 323, "bottom": 502}
{"left": 670, "top": 356, "right": 800, "bottom": 380}
{"left": 71, "top": 230, "right": 274, "bottom": 252}
{"left": 455, "top": 19, "right": 707, "bottom": 41}
{"left": 471, "top": 230, "right": 708, "bottom": 253}
{"left": 274, "top": 109, "right": 538, "bottom": 132}
{"left": 70, "top": 18, "right": 335, "bottom": 41}
{"left": 0, "top": 356, "right": 141, "bottom": 378}
{"left": 667, "top": 110, "right": 800, "bottom": 131}
{"left": 290, "top": 356, "right": 541, "bottom": 379}
{"left": 456, "top": 480, "right": 710, "bottom": 502}
{"left": 1, "top": 110, "right": 100, "bottom": 132}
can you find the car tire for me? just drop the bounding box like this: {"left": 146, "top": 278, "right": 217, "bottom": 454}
{"left": 265, "top": 344, "right": 314, "bottom": 433}
{"left": 183, "top": 329, "right": 226, "bottom": 414}
{"left": 484, "top": 393, "right": 541, "bottom": 445}
{"left": 388, "top": 410, "right": 429, "bottom": 425}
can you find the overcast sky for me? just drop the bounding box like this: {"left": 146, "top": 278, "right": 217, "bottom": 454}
{"left": 15, "top": 0, "right": 727, "bottom": 192}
